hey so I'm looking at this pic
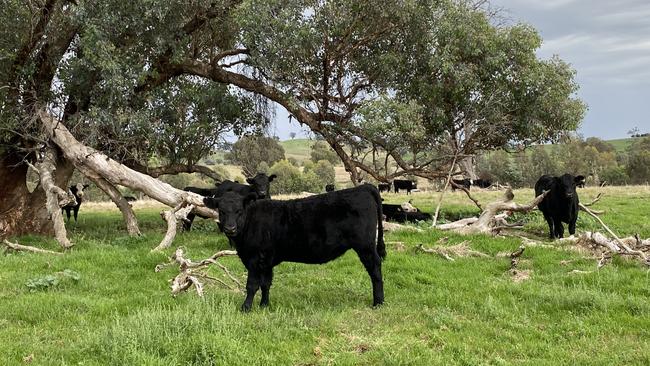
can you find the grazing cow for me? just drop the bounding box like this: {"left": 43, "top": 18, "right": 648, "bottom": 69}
{"left": 451, "top": 178, "right": 471, "bottom": 191}
{"left": 325, "top": 184, "right": 335, "bottom": 192}
{"left": 124, "top": 196, "right": 137, "bottom": 202}
{"left": 535, "top": 174, "right": 585, "bottom": 239}
{"left": 378, "top": 182, "right": 392, "bottom": 193}
{"left": 473, "top": 178, "right": 492, "bottom": 189}
{"left": 62, "top": 183, "right": 89, "bottom": 224}
{"left": 575, "top": 175, "right": 587, "bottom": 188}
{"left": 382, "top": 203, "right": 432, "bottom": 223}
{"left": 393, "top": 179, "right": 417, "bottom": 194}
{"left": 204, "top": 184, "right": 385, "bottom": 311}
{"left": 183, "top": 173, "right": 277, "bottom": 231}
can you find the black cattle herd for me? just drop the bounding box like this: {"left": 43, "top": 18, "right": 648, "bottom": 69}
{"left": 63, "top": 172, "right": 586, "bottom": 310}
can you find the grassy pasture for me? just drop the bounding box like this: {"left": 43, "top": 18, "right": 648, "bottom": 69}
{"left": 1, "top": 186, "right": 649, "bottom": 365}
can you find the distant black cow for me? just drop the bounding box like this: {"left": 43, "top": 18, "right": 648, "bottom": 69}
{"left": 183, "top": 173, "right": 277, "bottom": 231}
{"left": 62, "top": 183, "right": 89, "bottom": 224}
{"left": 575, "top": 175, "right": 587, "bottom": 188}
{"left": 451, "top": 178, "right": 471, "bottom": 191}
{"left": 124, "top": 196, "right": 137, "bottom": 202}
{"left": 325, "top": 184, "right": 335, "bottom": 192}
{"left": 378, "top": 182, "right": 391, "bottom": 193}
{"left": 393, "top": 180, "right": 417, "bottom": 194}
{"left": 535, "top": 174, "right": 585, "bottom": 239}
{"left": 204, "top": 184, "right": 385, "bottom": 311}
{"left": 473, "top": 178, "right": 492, "bottom": 189}
{"left": 382, "top": 204, "right": 432, "bottom": 223}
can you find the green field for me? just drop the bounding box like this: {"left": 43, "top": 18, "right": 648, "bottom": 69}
{"left": 1, "top": 186, "right": 649, "bottom": 365}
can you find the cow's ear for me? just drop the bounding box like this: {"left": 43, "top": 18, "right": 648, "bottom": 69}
{"left": 243, "top": 192, "right": 258, "bottom": 207}
{"left": 574, "top": 175, "right": 586, "bottom": 184}
{"left": 246, "top": 177, "right": 254, "bottom": 184}
{"left": 203, "top": 197, "right": 219, "bottom": 209}
{"left": 269, "top": 174, "right": 277, "bottom": 182}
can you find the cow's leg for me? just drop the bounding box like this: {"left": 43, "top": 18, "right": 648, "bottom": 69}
{"left": 183, "top": 213, "right": 195, "bottom": 231}
{"left": 62, "top": 208, "right": 70, "bottom": 222}
{"left": 259, "top": 267, "right": 274, "bottom": 308}
{"left": 553, "top": 218, "right": 564, "bottom": 238}
{"left": 568, "top": 216, "right": 577, "bottom": 236}
{"left": 542, "top": 212, "right": 554, "bottom": 239}
{"left": 355, "top": 247, "right": 384, "bottom": 307}
{"left": 73, "top": 205, "right": 79, "bottom": 224}
{"left": 242, "top": 269, "right": 261, "bottom": 312}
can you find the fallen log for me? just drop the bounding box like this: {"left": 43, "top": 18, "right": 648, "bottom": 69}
{"left": 2, "top": 239, "right": 64, "bottom": 255}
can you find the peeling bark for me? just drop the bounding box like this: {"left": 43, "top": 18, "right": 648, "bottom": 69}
{"left": 30, "top": 147, "right": 77, "bottom": 248}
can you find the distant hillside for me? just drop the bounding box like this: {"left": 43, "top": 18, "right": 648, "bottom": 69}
{"left": 279, "top": 138, "right": 315, "bottom": 163}
{"left": 606, "top": 137, "right": 634, "bottom": 152}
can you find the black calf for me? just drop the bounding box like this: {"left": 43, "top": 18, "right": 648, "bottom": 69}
{"left": 62, "top": 183, "right": 89, "bottom": 224}
{"left": 204, "top": 184, "right": 385, "bottom": 311}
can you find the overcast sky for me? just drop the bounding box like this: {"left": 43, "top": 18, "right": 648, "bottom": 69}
{"left": 268, "top": 0, "right": 650, "bottom": 140}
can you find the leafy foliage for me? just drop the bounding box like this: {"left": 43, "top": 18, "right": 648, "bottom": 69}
{"left": 226, "top": 135, "right": 285, "bottom": 177}
{"left": 25, "top": 269, "right": 81, "bottom": 292}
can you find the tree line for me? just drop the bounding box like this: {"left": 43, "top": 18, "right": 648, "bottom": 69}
{"left": 477, "top": 136, "right": 650, "bottom": 187}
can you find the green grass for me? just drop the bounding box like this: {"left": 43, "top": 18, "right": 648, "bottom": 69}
{"left": 606, "top": 138, "right": 635, "bottom": 152}
{"left": 280, "top": 138, "right": 316, "bottom": 163}
{"left": 1, "top": 186, "right": 649, "bottom": 365}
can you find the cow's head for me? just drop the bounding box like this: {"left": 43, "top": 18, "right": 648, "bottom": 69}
{"left": 204, "top": 192, "right": 257, "bottom": 237}
{"left": 558, "top": 174, "right": 581, "bottom": 198}
{"left": 246, "top": 173, "right": 277, "bottom": 199}
{"left": 73, "top": 183, "right": 90, "bottom": 198}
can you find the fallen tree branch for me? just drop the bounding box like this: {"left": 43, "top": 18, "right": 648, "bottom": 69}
{"left": 582, "top": 193, "right": 603, "bottom": 207}
{"left": 383, "top": 221, "right": 423, "bottom": 232}
{"left": 416, "top": 241, "right": 489, "bottom": 260}
{"left": 156, "top": 247, "right": 239, "bottom": 296}
{"left": 152, "top": 202, "right": 196, "bottom": 252}
{"left": 450, "top": 180, "right": 482, "bottom": 211}
{"left": 579, "top": 203, "right": 648, "bottom": 262}
{"left": 3, "top": 239, "right": 63, "bottom": 255}
{"left": 437, "top": 189, "right": 549, "bottom": 235}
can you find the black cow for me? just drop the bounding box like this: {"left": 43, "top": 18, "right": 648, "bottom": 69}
{"left": 183, "top": 173, "right": 277, "bottom": 231}
{"left": 124, "top": 196, "right": 137, "bottom": 202}
{"left": 535, "top": 174, "right": 585, "bottom": 239}
{"left": 473, "top": 178, "right": 492, "bottom": 189}
{"left": 393, "top": 180, "right": 417, "bottom": 194}
{"left": 204, "top": 184, "right": 385, "bottom": 311}
{"left": 378, "top": 182, "right": 392, "bottom": 193}
{"left": 451, "top": 178, "right": 471, "bottom": 191}
{"left": 575, "top": 175, "right": 587, "bottom": 188}
{"left": 325, "top": 184, "right": 335, "bottom": 192}
{"left": 382, "top": 204, "right": 432, "bottom": 223}
{"left": 62, "top": 183, "right": 89, "bottom": 224}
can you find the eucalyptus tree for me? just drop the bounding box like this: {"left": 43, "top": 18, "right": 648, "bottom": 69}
{"left": 0, "top": 0, "right": 585, "bottom": 245}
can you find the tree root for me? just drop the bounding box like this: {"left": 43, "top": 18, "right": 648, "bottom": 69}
{"left": 156, "top": 247, "right": 240, "bottom": 296}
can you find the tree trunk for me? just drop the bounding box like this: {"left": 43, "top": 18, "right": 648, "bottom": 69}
{"left": 0, "top": 148, "right": 74, "bottom": 239}
{"left": 457, "top": 156, "right": 478, "bottom": 180}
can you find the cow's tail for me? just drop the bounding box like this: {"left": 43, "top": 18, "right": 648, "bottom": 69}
{"left": 369, "top": 185, "right": 386, "bottom": 260}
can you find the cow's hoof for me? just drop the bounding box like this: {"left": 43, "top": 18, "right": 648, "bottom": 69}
{"left": 260, "top": 301, "right": 270, "bottom": 308}
{"left": 240, "top": 303, "right": 252, "bottom": 312}
{"left": 372, "top": 301, "right": 384, "bottom": 308}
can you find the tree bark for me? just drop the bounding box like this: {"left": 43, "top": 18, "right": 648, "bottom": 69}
{"left": 0, "top": 147, "right": 74, "bottom": 239}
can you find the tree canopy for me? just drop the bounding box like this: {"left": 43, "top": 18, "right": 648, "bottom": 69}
{"left": 0, "top": 0, "right": 587, "bottom": 240}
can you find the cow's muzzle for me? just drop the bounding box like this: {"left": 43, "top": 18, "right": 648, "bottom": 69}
{"left": 223, "top": 225, "right": 237, "bottom": 236}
